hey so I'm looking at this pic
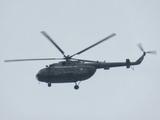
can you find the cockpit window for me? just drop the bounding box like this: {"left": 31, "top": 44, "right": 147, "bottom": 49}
{"left": 39, "top": 69, "right": 47, "bottom": 74}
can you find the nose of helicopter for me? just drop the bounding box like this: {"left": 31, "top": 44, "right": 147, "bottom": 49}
{"left": 36, "top": 72, "right": 41, "bottom": 81}
{"left": 36, "top": 68, "right": 48, "bottom": 81}
{"left": 36, "top": 73, "right": 39, "bottom": 79}
{"left": 36, "top": 69, "right": 42, "bottom": 80}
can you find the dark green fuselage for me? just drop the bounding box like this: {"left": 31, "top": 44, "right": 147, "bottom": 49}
{"left": 36, "top": 61, "right": 96, "bottom": 83}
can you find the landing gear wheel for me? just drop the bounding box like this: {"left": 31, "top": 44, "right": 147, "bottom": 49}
{"left": 74, "top": 85, "right": 79, "bottom": 90}
{"left": 48, "top": 83, "right": 51, "bottom": 87}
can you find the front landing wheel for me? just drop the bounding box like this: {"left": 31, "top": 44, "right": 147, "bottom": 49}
{"left": 48, "top": 83, "right": 51, "bottom": 87}
{"left": 74, "top": 85, "right": 79, "bottom": 90}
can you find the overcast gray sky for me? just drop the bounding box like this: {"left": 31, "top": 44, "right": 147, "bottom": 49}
{"left": 1, "top": 0, "right": 160, "bottom": 120}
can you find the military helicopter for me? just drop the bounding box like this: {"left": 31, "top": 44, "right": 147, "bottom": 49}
{"left": 5, "top": 31, "right": 156, "bottom": 90}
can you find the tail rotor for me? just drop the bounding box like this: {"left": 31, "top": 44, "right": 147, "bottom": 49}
{"left": 137, "top": 43, "right": 157, "bottom": 55}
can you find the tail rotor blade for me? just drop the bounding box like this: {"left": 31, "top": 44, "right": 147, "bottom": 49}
{"left": 146, "top": 50, "right": 157, "bottom": 55}
{"left": 137, "top": 43, "right": 144, "bottom": 52}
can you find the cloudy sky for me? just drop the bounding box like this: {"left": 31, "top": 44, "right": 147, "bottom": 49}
{"left": 1, "top": 0, "right": 160, "bottom": 120}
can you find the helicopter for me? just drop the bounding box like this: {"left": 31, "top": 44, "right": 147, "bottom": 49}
{"left": 5, "top": 31, "right": 157, "bottom": 90}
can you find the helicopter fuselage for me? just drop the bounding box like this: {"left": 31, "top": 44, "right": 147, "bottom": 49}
{"left": 36, "top": 61, "right": 97, "bottom": 83}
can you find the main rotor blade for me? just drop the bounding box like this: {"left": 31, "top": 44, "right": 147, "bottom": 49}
{"left": 4, "top": 58, "right": 64, "bottom": 62}
{"left": 71, "top": 58, "right": 99, "bottom": 62}
{"left": 70, "top": 33, "right": 116, "bottom": 58}
{"left": 41, "top": 31, "right": 66, "bottom": 57}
